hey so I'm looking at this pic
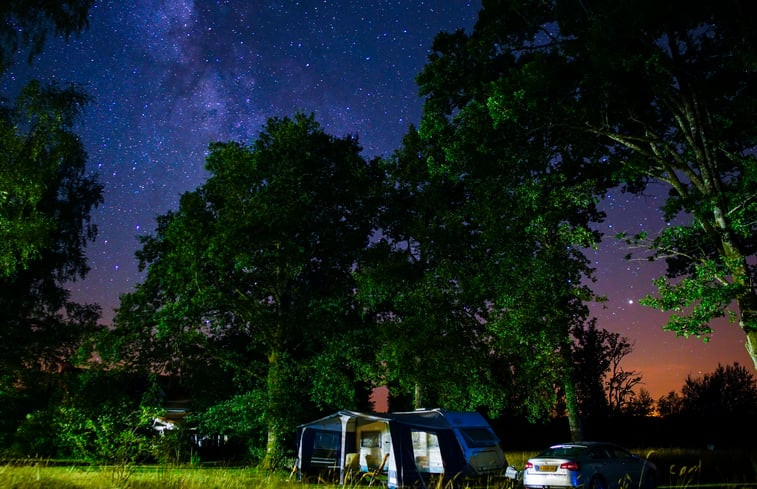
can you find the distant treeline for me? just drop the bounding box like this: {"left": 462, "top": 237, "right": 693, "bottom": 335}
{"left": 493, "top": 414, "right": 757, "bottom": 451}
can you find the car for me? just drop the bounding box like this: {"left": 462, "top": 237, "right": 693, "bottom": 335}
{"left": 522, "top": 441, "right": 656, "bottom": 489}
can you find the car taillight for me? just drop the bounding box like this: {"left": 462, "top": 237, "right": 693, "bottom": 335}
{"left": 560, "top": 461, "right": 580, "bottom": 471}
{"left": 525, "top": 462, "right": 534, "bottom": 469}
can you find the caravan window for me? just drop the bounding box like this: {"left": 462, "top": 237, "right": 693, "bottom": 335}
{"left": 411, "top": 431, "right": 443, "bottom": 473}
{"left": 361, "top": 430, "right": 381, "bottom": 448}
{"left": 459, "top": 427, "right": 497, "bottom": 448}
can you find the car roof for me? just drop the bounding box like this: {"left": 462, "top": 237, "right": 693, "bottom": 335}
{"left": 549, "top": 441, "right": 620, "bottom": 448}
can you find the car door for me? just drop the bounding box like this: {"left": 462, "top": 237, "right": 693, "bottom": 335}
{"left": 585, "top": 445, "right": 614, "bottom": 485}
{"left": 605, "top": 445, "right": 641, "bottom": 487}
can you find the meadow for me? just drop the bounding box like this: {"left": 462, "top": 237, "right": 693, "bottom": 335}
{"left": 1, "top": 448, "right": 755, "bottom": 489}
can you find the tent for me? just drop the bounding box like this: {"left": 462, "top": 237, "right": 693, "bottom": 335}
{"left": 295, "top": 408, "right": 508, "bottom": 488}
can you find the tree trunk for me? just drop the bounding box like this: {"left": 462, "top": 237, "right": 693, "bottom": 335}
{"left": 561, "top": 349, "right": 583, "bottom": 441}
{"left": 714, "top": 202, "right": 757, "bottom": 371}
{"left": 261, "top": 349, "right": 283, "bottom": 470}
{"left": 564, "top": 377, "right": 583, "bottom": 441}
{"left": 262, "top": 424, "right": 279, "bottom": 470}
{"left": 414, "top": 383, "right": 423, "bottom": 409}
{"left": 738, "top": 295, "right": 757, "bottom": 370}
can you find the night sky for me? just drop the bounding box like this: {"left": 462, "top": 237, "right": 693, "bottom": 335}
{"left": 3, "top": 0, "right": 750, "bottom": 401}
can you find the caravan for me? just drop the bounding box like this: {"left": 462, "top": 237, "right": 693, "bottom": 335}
{"left": 295, "top": 408, "right": 509, "bottom": 488}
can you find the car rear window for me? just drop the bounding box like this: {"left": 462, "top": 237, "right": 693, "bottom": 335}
{"left": 538, "top": 446, "right": 586, "bottom": 458}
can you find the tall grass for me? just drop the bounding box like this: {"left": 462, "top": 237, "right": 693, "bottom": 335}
{"left": 1, "top": 448, "right": 755, "bottom": 489}
{"left": 0, "top": 464, "right": 293, "bottom": 489}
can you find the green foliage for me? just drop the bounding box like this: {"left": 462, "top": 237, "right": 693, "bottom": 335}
{"left": 373, "top": 0, "right": 610, "bottom": 425}
{"left": 109, "top": 113, "right": 382, "bottom": 467}
{"left": 0, "top": 80, "right": 97, "bottom": 279}
{"left": 418, "top": 0, "right": 757, "bottom": 368}
{"left": 55, "top": 405, "right": 159, "bottom": 464}
{"left": 7, "top": 368, "right": 159, "bottom": 460}
{"left": 0, "top": 78, "right": 102, "bottom": 452}
{"left": 196, "top": 391, "right": 267, "bottom": 462}
{"left": 640, "top": 258, "right": 745, "bottom": 341}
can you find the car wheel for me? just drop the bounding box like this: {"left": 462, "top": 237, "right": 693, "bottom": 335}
{"left": 589, "top": 476, "right": 607, "bottom": 489}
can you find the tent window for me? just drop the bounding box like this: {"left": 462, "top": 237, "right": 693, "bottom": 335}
{"left": 311, "top": 430, "right": 340, "bottom": 468}
{"left": 314, "top": 431, "right": 339, "bottom": 450}
{"left": 411, "top": 431, "right": 444, "bottom": 473}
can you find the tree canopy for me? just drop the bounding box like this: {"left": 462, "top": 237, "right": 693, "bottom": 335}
{"left": 380, "top": 0, "right": 613, "bottom": 438}
{"left": 107, "top": 114, "right": 381, "bottom": 467}
{"left": 7, "top": 0, "right": 757, "bottom": 461}
{"left": 421, "top": 0, "right": 757, "bottom": 368}
{"left": 0, "top": 79, "right": 102, "bottom": 387}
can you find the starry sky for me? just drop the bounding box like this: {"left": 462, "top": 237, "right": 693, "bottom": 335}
{"left": 3, "top": 0, "right": 750, "bottom": 401}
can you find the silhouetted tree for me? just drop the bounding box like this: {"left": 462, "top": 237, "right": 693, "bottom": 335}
{"left": 680, "top": 363, "right": 757, "bottom": 418}
{"left": 571, "top": 322, "right": 643, "bottom": 416}
{"left": 623, "top": 388, "right": 654, "bottom": 417}
{"left": 0, "top": 0, "right": 94, "bottom": 72}
{"left": 657, "top": 391, "right": 684, "bottom": 418}
{"left": 571, "top": 321, "right": 612, "bottom": 417}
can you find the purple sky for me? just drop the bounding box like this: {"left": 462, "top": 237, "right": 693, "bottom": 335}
{"left": 3, "top": 0, "right": 749, "bottom": 401}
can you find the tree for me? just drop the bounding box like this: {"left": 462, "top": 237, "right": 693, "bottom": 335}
{"left": 399, "top": 1, "right": 611, "bottom": 440}
{"left": 623, "top": 388, "right": 655, "bottom": 417}
{"left": 108, "top": 114, "right": 381, "bottom": 468}
{"left": 680, "top": 362, "right": 757, "bottom": 418}
{"left": 570, "top": 322, "right": 612, "bottom": 417}
{"left": 1, "top": 0, "right": 96, "bottom": 277}
{"left": 657, "top": 391, "right": 684, "bottom": 418}
{"left": 0, "top": 0, "right": 100, "bottom": 455}
{"left": 604, "top": 335, "right": 642, "bottom": 416}
{"left": 571, "top": 322, "right": 646, "bottom": 417}
{"left": 460, "top": 0, "right": 757, "bottom": 368}
{"left": 0, "top": 81, "right": 102, "bottom": 428}
{"left": 0, "top": 0, "right": 94, "bottom": 72}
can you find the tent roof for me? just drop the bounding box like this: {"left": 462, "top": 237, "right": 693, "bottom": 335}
{"left": 297, "top": 408, "right": 491, "bottom": 431}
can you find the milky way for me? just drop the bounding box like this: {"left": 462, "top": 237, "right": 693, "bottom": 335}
{"left": 2, "top": 0, "right": 749, "bottom": 400}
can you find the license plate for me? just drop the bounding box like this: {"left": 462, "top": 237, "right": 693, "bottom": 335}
{"left": 537, "top": 465, "right": 557, "bottom": 472}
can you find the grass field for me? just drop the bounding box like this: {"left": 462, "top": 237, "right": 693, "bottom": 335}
{"left": 0, "top": 464, "right": 289, "bottom": 489}
{"left": 1, "top": 448, "right": 754, "bottom": 489}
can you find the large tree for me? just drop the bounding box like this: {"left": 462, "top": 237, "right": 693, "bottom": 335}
{"left": 1, "top": 0, "right": 96, "bottom": 276}
{"left": 108, "top": 114, "right": 380, "bottom": 467}
{"left": 357, "top": 128, "right": 522, "bottom": 414}
{"left": 393, "top": 2, "right": 609, "bottom": 439}
{"left": 0, "top": 81, "right": 103, "bottom": 370}
{"left": 0, "top": 0, "right": 102, "bottom": 454}
{"left": 464, "top": 0, "right": 757, "bottom": 367}
{"left": 0, "top": 80, "right": 103, "bottom": 445}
